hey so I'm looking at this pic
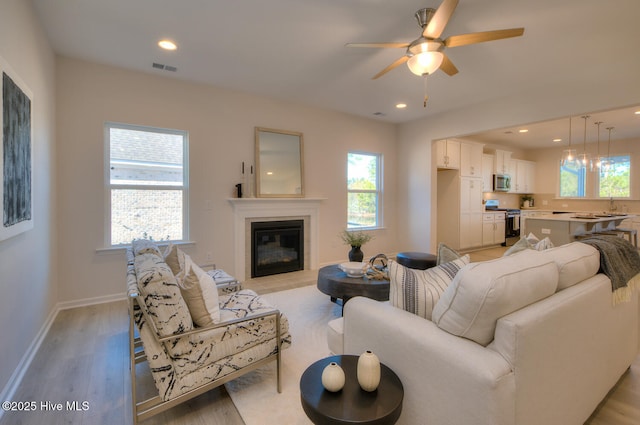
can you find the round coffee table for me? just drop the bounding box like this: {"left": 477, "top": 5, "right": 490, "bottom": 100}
{"left": 317, "top": 265, "right": 389, "bottom": 312}
{"left": 300, "top": 355, "right": 403, "bottom": 425}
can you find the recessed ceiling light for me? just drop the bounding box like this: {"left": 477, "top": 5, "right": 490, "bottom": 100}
{"left": 518, "top": 129, "right": 529, "bottom": 133}
{"left": 395, "top": 103, "right": 407, "bottom": 109}
{"left": 158, "top": 40, "right": 177, "bottom": 50}
{"left": 553, "top": 138, "right": 562, "bottom": 143}
{"left": 635, "top": 110, "right": 640, "bottom": 115}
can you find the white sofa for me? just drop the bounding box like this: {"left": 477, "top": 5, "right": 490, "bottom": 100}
{"left": 342, "top": 242, "right": 639, "bottom": 425}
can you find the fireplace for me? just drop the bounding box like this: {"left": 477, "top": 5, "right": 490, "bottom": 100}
{"left": 251, "top": 220, "right": 304, "bottom": 278}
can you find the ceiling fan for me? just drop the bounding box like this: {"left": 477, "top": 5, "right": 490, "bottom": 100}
{"left": 346, "top": 0, "right": 525, "bottom": 80}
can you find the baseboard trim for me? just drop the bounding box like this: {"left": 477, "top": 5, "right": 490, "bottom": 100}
{"left": 0, "top": 292, "right": 127, "bottom": 420}
{"left": 57, "top": 292, "right": 127, "bottom": 311}
{"left": 0, "top": 304, "right": 59, "bottom": 420}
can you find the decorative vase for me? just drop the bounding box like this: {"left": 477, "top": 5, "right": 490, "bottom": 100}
{"left": 348, "top": 245, "right": 364, "bottom": 262}
{"left": 357, "top": 350, "right": 381, "bottom": 392}
{"left": 321, "top": 361, "right": 345, "bottom": 392}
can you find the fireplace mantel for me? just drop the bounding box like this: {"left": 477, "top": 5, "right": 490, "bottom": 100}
{"left": 228, "top": 198, "right": 325, "bottom": 281}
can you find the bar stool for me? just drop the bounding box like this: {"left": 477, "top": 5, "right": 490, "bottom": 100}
{"left": 615, "top": 228, "right": 638, "bottom": 247}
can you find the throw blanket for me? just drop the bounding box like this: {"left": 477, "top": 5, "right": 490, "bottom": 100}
{"left": 580, "top": 235, "right": 640, "bottom": 304}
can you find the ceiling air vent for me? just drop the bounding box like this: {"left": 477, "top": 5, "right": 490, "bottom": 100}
{"left": 373, "top": 112, "right": 386, "bottom": 117}
{"left": 152, "top": 62, "right": 178, "bottom": 72}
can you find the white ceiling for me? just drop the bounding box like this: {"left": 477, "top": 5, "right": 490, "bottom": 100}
{"left": 32, "top": 0, "right": 640, "bottom": 149}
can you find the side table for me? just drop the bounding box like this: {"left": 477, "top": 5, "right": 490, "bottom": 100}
{"left": 300, "top": 355, "right": 403, "bottom": 425}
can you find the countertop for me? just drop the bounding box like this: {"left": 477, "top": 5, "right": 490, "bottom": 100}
{"left": 526, "top": 212, "right": 635, "bottom": 223}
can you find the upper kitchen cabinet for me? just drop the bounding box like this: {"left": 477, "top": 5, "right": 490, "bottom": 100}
{"left": 482, "top": 154, "right": 494, "bottom": 192}
{"left": 494, "top": 149, "right": 512, "bottom": 175}
{"left": 435, "top": 139, "right": 460, "bottom": 170}
{"left": 510, "top": 159, "right": 536, "bottom": 193}
{"left": 460, "top": 142, "right": 484, "bottom": 177}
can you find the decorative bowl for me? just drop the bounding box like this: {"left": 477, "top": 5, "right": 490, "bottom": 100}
{"left": 339, "top": 262, "right": 368, "bottom": 277}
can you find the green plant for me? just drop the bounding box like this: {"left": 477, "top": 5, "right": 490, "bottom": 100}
{"left": 338, "top": 229, "right": 373, "bottom": 247}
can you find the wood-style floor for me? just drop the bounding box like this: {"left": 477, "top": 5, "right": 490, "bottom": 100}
{"left": 1, "top": 247, "right": 638, "bottom": 425}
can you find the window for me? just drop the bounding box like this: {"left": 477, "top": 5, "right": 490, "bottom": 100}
{"left": 106, "top": 123, "right": 188, "bottom": 246}
{"left": 598, "top": 155, "right": 630, "bottom": 198}
{"left": 558, "top": 154, "right": 631, "bottom": 198}
{"left": 347, "top": 152, "right": 381, "bottom": 229}
{"left": 559, "top": 161, "right": 586, "bottom": 197}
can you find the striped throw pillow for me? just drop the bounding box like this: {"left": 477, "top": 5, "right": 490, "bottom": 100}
{"left": 389, "top": 255, "right": 470, "bottom": 320}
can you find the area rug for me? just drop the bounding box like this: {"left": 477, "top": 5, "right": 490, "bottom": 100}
{"left": 225, "top": 284, "right": 341, "bottom": 425}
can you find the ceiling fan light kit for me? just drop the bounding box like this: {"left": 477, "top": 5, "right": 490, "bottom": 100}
{"left": 407, "top": 51, "right": 443, "bottom": 76}
{"left": 346, "top": 0, "right": 525, "bottom": 107}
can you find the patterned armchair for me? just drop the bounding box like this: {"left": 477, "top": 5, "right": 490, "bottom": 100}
{"left": 126, "top": 242, "right": 290, "bottom": 424}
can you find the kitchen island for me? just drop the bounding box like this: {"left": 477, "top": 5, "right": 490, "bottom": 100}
{"left": 524, "top": 212, "right": 634, "bottom": 246}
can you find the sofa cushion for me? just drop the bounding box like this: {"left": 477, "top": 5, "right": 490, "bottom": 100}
{"left": 134, "top": 252, "right": 193, "bottom": 336}
{"left": 432, "top": 250, "right": 559, "bottom": 346}
{"left": 177, "top": 255, "right": 221, "bottom": 326}
{"left": 165, "top": 289, "right": 291, "bottom": 379}
{"left": 538, "top": 242, "right": 600, "bottom": 291}
{"left": 389, "top": 255, "right": 470, "bottom": 320}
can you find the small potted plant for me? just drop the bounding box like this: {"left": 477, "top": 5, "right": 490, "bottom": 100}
{"left": 339, "top": 229, "right": 374, "bottom": 262}
{"left": 521, "top": 195, "right": 534, "bottom": 208}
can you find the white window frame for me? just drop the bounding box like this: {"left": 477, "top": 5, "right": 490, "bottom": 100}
{"left": 596, "top": 154, "right": 631, "bottom": 199}
{"left": 104, "top": 122, "right": 189, "bottom": 247}
{"left": 347, "top": 151, "right": 383, "bottom": 229}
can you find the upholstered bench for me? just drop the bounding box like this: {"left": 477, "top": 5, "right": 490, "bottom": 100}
{"left": 396, "top": 251, "right": 437, "bottom": 270}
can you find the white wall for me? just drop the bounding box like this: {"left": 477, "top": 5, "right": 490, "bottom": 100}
{"left": 55, "top": 57, "right": 398, "bottom": 303}
{"left": 0, "top": 0, "right": 57, "bottom": 399}
{"left": 396, "top": 79, "right": 640, "bottom": 252}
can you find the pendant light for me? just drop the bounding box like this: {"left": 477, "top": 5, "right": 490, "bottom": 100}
{"left": 577, "top": 115, "right": 591, "bottom": 170}
{"left": 603, "top": 126, "right": 615, "bottom": 173}
{"left": 593, "top": 121, "right": 603, "bottom": 170}
{"left": 560, "top": 116, "right": 576, "bottom": 166}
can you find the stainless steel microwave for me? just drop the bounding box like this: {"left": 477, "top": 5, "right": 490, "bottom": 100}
{"left": 493, "top": 174, "right": 511, "bottom": 192}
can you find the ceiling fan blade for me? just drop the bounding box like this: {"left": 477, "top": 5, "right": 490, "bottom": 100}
{"left": 372, "top": 56, "right": 409, "bottom": 80}
{"left": 440, "top": 53, "right": 459, "bottom": 76}
{"left": 345, "top": 42, "right": 410, "bottom": 48}
{"left": 444, "top": 28, "right": 525, "bottom": 48}
{"left": 423, "top": 0, "right": 459, "bottom": 39}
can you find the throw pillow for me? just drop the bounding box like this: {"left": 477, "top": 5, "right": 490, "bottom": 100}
{"left": 437, "top": 243, "right": 462, "bottom": 265}
{"left": 134, "top": 253, "right": 193, "bottom": 336}
{"left": 502, "top": 237, "right": 532, "bottom": 256}
{"left": 164, "top": 243, "right": 186, "bottom": 276}
{"left": 176, "top": 255, "right": 221, "bottom": 326}
{"left": 389, "top": 255, "right": 470, "bottom": 320}
{"left": 432, "top": 249, "right": 559, "bottom": 346}
{"left": 533, "top": 237, "right": 554, "bottom": 251}
{"left": 132, "top": 238, "right": 163, "bottom": 257}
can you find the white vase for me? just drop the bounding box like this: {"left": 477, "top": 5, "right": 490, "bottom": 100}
{"left": 321, "top": 361, "right": 345, "bottom": 392}
{"left": 357, "top": 350, "right": 381, "bottom": 392}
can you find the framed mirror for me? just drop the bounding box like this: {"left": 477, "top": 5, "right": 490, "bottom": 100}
{"left": 255, "top": 127, "right": 304, "bottom": 197}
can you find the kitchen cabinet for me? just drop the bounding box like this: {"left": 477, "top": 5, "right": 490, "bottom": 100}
{"left": 482, "top": 154, "right": 494, "bottom": 192}
{"left": 460, "top": 177, "right": 483, "bottom": 249}
{"left": 435, "top": 139, "right": 460, "bottom": 169}
{"left": 482, "top": 212, "right": 506, "bottom": 246}
{"left": 510, "top": 159, "right": 536, "bottom": 193}
{"left": 494, "top": 150, "right": 512, "bottom": 175}
{"left": 460, "top": 142, "right": 483, "bottom": 177}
